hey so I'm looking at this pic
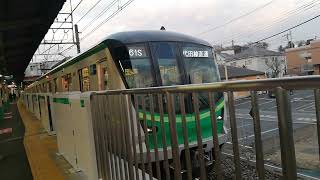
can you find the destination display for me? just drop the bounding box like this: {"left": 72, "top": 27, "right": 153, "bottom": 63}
{"left": 182, "top": 49, "right": 209, "bottom": 58}
{"left": 128, "top": 45, "right": 148, "bottom": 58}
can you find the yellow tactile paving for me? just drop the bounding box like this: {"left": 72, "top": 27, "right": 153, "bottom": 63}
{"left": 17, "top": 101, "right": 66, "bottom": 180}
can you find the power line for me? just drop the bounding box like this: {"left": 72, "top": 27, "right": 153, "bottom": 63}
{"left": 80, "top": 0, "right": 135, "bottom": 41}
{"left": 198, "top": 0, "right": 275, "bottom": 35}
{"left": 215, "top": 0, "right": 320, "bottom": 45}
{"left": 76, "top": 0, "right": 104, "bottom": 24}
{"left": 231, "top": 0, "right": 320, "bottom": 44}
{"left": 38, "top": 0, "right": 85, "bottom": 56}
{"left": 252, "top": 13, "right": 320, "bottom": 44}
{"left": 80, "top": 0, "right": 119, "bottom": 32}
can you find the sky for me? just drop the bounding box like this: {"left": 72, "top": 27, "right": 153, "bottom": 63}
{"left": 32, "top": 0, "right": 320, "bottom": 62}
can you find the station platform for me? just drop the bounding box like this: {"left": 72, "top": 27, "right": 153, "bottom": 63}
{"left": 0, "top": 100, "right": 85, "bottom": 180}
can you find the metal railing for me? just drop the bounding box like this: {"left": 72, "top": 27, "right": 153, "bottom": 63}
{"left": 89, "top": 75, "right": 320, "bottom": 180}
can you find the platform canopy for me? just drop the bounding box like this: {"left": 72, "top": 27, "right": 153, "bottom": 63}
{"left": 0, "top": 0, "right": 66, "bottom": 81}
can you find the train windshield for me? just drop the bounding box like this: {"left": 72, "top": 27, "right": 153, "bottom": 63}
{"left": 183, "top": 44, "right": 220, "bottom": 84}
{"left": 183, "top": 44, "right": 222, "bottom": 109}
{"left": 120, "top": 44, "right": 155, "bottom": 88}
{"left": 151, "top": 42, "right": 182, "bottom": 86}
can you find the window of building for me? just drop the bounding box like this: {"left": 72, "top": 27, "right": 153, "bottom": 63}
{"left": 79, "top": 67, "right": 90, "bottom": 91}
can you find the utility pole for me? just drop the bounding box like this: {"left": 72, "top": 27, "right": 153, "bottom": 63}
{"left": 231, "top": 40, "right": 234, "bottom": 48}
{"left": 74, "top": 24, "right": 81, "bottom": 54}
{"left": 284, "top": 31, "right": 293, "bottom": 48}
{"left": 224, "top": 64, "right": 229, "bottom": 81}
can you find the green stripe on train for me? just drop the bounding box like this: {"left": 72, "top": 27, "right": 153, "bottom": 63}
{"left": 138, "top": 98, "right": 225, "bottom": 149}
{"left": 53, "top": 98, "right": 70, "bottom": 104}
{"left": 138, "top": 98, "right": 224, "bottom": 123}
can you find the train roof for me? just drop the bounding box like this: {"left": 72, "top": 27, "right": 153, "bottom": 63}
{"left": 105, "top": 30, "right": 212, "bottom": 46}
{"left": 32, "top": 30, "right": 212, "bottom": 87}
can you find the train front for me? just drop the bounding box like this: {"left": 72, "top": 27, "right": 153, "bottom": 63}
{"left": 109, "top": 31, "right": 228, "bottom": 174}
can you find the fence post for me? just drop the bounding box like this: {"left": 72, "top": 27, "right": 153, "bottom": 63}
{"left": 227, "top": 91, "right": 242, "bottom": 180}
{"left": 314, "top": 89, "right": 320, "bottom": 161}
{"left": 250, "top": 91, "right": 265, "bottom": 180}
{"left": 275, "top": 87, "right": 297, "bottom": 180}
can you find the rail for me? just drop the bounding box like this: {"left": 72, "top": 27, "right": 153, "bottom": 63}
{"left": 89, "top": 75, "right": 320, "bottom": 180}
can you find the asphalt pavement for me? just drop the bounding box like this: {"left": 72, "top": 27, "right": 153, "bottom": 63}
{"left": 0, "top": 102, "right": 33, "bottom": 180}
{"left": 226, "top": 90, "right": 317, "bottom": 146}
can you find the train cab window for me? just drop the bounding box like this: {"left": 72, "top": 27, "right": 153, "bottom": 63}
{"left": 182, "top": 44, "right": 220, "bottom": 84}
{"left": 119, "top": 44, "right": 155, "bottom": 88}
{"left": 79, "top": 67, "right": 90, "bottom": 91}
{"left": 152, "top": 42, "right": 182, "bottom": 86}
{"left": 183, "top": 44, "right": 222, "bottom": 109}
{"left": 62, "top": 73, "right": 72, "bottom": 91}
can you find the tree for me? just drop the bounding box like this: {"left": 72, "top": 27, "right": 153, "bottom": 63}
{"left": 278, "top": 45, "right": 285, "bottom": 52}
{"left": 248, "top": 42, "right": 269, "bottom": 49}
{"left": 265, "top": 57, "right": 286, "bottom": 78}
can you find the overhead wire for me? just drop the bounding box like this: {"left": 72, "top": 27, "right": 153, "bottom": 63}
{"left": 251, "top": 13, "right": 320, "bottom": 44}
{"left": 80, "top": 0, "right": 119, "bottom": 32}
{"left": 80, "top": 0, "right": 135, "bottom": 41}
{"left": 215, "top": 0, "right": 320, "bottom": 45}
{"left": 76, "top": 0, "right": 104, "bottom": 24}
{"left": 38, "top": 0, "right": 85, "bottom": 56}
{"left": 198, "top": 0, "right": 276, "bottom": 36}
{"left": 60, "top": 0, "right": 135, "bottom": 55}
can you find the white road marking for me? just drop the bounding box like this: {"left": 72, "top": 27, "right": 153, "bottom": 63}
{"left": 235, "top": 101, "right": 251, "bottom": 106}
{"left": 238, "top": 128, "right": 279, "bottom": 141}
{"left": 236, "top": 116, "right": 316, "bottom": 124}
{"left": 298, "top": 103, "right": 315, "bottom": 111}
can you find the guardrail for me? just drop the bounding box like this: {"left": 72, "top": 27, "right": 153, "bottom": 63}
{"left": 90, "top": 75, "right": 320, "bottom": 180}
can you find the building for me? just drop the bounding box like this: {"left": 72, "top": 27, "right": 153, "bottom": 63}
{"left": 285, "top": 40, "right": 320, "bottom": 75}
{"left": 217, "top": 46, "right": 286, "bottom": 78}
{"left": 24, "top": 61, "right": 60, "bottom": 83}
{"left": 218, "top": 65, "right": 266, "bottom": 98}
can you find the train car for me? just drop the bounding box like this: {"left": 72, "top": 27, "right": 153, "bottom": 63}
{"left": 25, "top": 30, "right": 228, "bottom": 177}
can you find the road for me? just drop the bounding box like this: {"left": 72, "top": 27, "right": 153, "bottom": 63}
{"left": 226, "top": 90, "right": 317, "bottom": 147}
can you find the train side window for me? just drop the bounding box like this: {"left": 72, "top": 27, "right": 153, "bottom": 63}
{"left": 54, "top": 78, "right": 58, "bottom": 93}
{"left": 103, "top": 67, "right": 108, "bottom": 90}
{"left": 48, "top": 82, "right": 52, "bottom": 92}
{"left": 79, "top": 67, "right": 90, "bottom": 91}
{"left": 62, "top": 73, "right": 72, "bottom": 91}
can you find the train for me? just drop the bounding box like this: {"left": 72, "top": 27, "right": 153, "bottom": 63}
{"left": 24, "top": 30, "right": 228, "bottom": 178}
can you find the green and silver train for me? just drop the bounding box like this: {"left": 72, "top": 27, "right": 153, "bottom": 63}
{"left": 26, "top": 30, "right": 227, "bottom": 174}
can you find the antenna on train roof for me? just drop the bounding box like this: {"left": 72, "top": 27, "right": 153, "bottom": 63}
{"left": 160, "top": 26, "right": 166, "bottom": 30}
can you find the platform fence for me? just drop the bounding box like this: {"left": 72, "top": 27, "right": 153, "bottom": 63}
{"left": 90, "top": 75, "right": 320, "bottom": 180}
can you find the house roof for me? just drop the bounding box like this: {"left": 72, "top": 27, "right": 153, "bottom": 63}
{"left": 218, "top": 65, "right": 265, "bottom": 79}
{"left": 218, "top": 53, "right": 235, "bottom": 60}
{"left": 225, "top": 46, "right": 282, "bottom": 62}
